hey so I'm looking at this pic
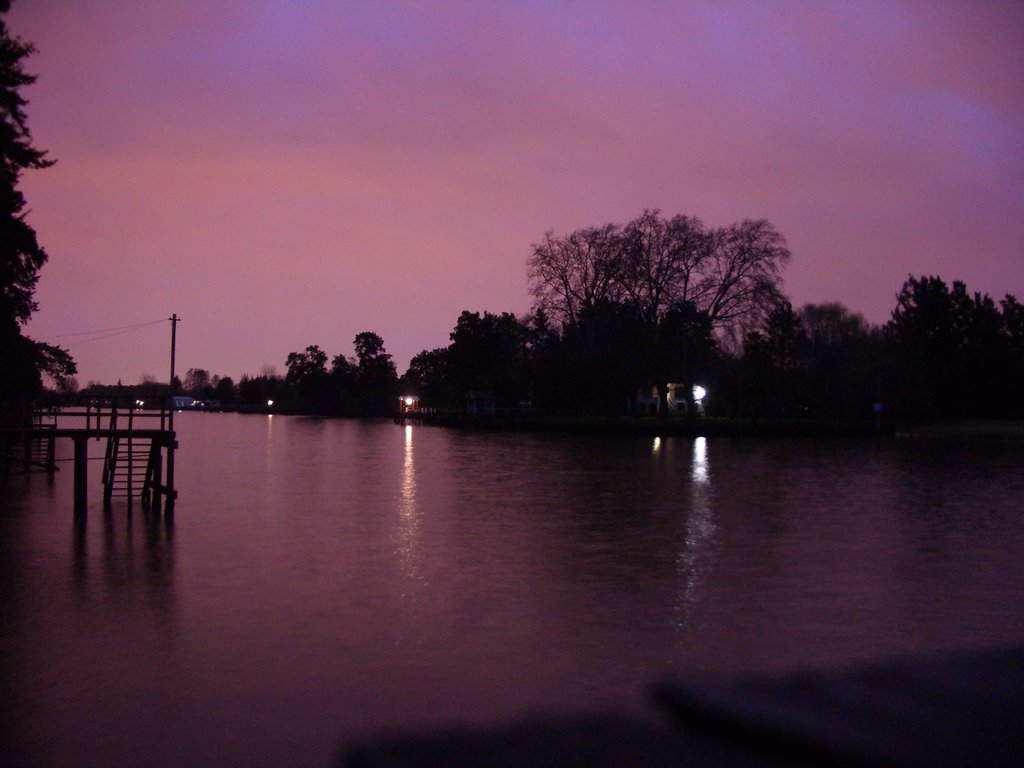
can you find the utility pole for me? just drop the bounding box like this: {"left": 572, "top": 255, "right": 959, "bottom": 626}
{"left": 167, "top": 314, "right": 179, "bottom": 512}
{"left": 169, "top": 314, "right": 178, "bottom": 426}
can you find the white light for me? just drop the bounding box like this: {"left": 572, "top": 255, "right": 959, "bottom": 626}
{"left": 267, "top": 399, "right": 274, "bottom": 407}
{"left": 404, "top": 397, "right": 415, "bottom": 406}
{"left": 692, "top": 385, "right": 707, "bottom": 402}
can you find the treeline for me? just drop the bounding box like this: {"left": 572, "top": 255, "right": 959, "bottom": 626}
{"left": 400, "top": 277, "right": 1021, "bottom": 422}
{"left": 279, "top": 332, "right": 398, "bottom": 416}
{"left": 884, "top": 276, "right": 1023, "bottom": 419}
{"left": 79, "top": 331, "right": 402, "bottom": 416}
{"left": 406, "top": 301, "right": 880, "bottom": 420}
{"left": 398, "top": 212, "right": 1022, "bottom": 422}
{"left": 75, "top": 213, "right": 1024, "bottom": 424}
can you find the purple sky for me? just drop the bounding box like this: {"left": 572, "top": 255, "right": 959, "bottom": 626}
{"left": 11, "top": 1, "right": 1024, "bottom": 385}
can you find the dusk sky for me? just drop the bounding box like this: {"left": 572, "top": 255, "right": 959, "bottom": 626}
{"left": 11, "top": 0, "right": 1023, "bottom": 385}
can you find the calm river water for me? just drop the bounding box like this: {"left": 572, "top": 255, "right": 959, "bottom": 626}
{"left": 3, "top": 413, "right": 1024, "bottom": 766}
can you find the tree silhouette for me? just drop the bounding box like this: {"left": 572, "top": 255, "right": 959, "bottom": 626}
{"left": 528, "top": 224, "right": 623, "bottom": 327}
{"left": 446, "top": 311, "right": 529, "bottom": 407}
{"left": 352, "top": 332, "right": 398, "bottom": 415}
{"left": 286, "top": 345, "right": 329, "bottom": 412}
{"left": 799, "top": 302, "right": 880, "bottom": 420}
{"left": 0, "top": 5, "right": 74, "bottom": 409}
{"left": 402, "top": 347, "right": 450, "bottom": 405}
{"left": 527, "top": 211, "right": 789, "bottom": 414}
{"left": 184, "top": 367, "right": 211, "bottom": 397}
{"left": 884, "top": 276, "right": 1022, "bottom": 419}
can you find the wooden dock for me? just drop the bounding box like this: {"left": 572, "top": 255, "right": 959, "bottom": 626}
{"left": 0, "top": 398, "right": 177, "bottom": 515}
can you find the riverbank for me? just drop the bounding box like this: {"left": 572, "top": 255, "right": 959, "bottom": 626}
{"left": 399, "top": 411, "right": 887, "bottom": 438}
{"left": 400, "top": 412, "right": 1024, "bottom": 440}
{"left": 896, "top": 420, "right": 1024, "bottom": 439}
{"left": 185, "top": 405, "right": 1024, "bottom": 441}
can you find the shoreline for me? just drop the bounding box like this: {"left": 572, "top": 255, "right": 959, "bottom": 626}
{"left": 895, "top": 419, "right": 1024, "bottom": 439}
{"left": 401, "top": 413, "right": 1024, "bottom": 440}
{"left": 166, "top": 407, "right": 1024, "bottom": 441}
{"left": 400, "top": 413, "right": 885, "bottom": 438}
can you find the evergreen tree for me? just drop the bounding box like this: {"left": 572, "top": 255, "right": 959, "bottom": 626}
{"left": 0, "top": 3, "right": 74, "bottom": 410}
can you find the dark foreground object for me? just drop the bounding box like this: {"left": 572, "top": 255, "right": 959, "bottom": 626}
{"left": 343, "top": 646, "right": 1024, "bottom": 767}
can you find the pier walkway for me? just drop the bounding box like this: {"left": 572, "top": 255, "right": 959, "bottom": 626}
{"left": 0, "top": 397, "right": 177, "bottom": 515}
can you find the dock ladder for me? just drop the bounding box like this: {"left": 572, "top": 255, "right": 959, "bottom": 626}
{"left": 26, "top": 410, "right": 57, "bottom": 470}
{"left": 101, "top": 405, "right": 163, "bottom": 507}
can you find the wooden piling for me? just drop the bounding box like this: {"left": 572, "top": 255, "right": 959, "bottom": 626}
{"left": 73, "top": 435, "right": 88, "bottom": 516}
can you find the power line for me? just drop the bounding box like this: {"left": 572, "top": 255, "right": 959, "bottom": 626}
{"left": 61, "top": 323, "right": 169, "bottom": 347}
{"left": 40, "top": 318, "right": 167, "bottom": 340}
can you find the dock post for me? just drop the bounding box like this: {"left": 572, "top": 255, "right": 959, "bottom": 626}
{"left": 151, "top": 447, "right": 163, "bottom": 515}
{"left": 165, "top": 437, "right": 176, "bottom": 515}
{"left": 73, "top": 435, "right": 88, "bottom": 516}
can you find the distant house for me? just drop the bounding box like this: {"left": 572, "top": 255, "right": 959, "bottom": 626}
{"left": 398, "top": 395, "right": 420, "bottom": 414}
{"left": 666, "top": 383, "right": 704, "bottom": 415}
{"left": 634, "top": 384, "right": 706, "bottom": 416}
{"left": 466, "top": 391, "right": 495, "bottom": 415}
{"left": 172, "top": 395, "right": 196, "bottom": 409}
{"left": 634, "top": 387, "right": 659, "bottom": 415}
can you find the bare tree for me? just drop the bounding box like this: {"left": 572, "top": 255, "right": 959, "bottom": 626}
{"left": 620, "top": 210, "right": 712, "bottom": 324}
{"left": 527, "top": 223, "right": 623, "bottom": 326}
{"left": 529, "top": 212, "right": 786, "bottom": 333}
{"left": 702, "top": 219, "right": 790, "bottom": 332}
{"left": 527, "top": 212, "right": 791, "bottom": 416}
{"left": 184, "top": 367, "right": 211, "bottom": 396}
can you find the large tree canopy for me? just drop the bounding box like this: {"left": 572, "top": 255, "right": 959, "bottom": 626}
{"left": 282, "top": 333, "right": 398, "bottom": 416}
{"left": 528, "top": 210, "right": 789, "bottom": 335}
{"left": 884, "top": 275, "right": 1021, "bottom": 418}
{"left": 528, "top": 210, "right": 789, "bottom": 414}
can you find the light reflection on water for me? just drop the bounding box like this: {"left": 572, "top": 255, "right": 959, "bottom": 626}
{"left": 2, "top": 413, "right": 1024, "bottom": 767}
{"left": 676, "top": 437, "right": 714, "bottom": 627}
{"left": 398, "top": 424, "right": 420, "bottom": 578}
{"left": 692, "top": 435, "right": 708, "bottom": 483}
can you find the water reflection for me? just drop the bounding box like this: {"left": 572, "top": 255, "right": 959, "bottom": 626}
{"left": 72, "top": 509, "right": 176, "bottom": 612}
{"left": 676, "top": 436, "right": 716, "bottom": 626}
{"left": 264, "top": 413, "right": 274, "bottom": 474}
{"left": 397, "top": 424, "right": 421, "bottom": 577}
{"left": 692, "top": 436, "right": 707, "bottom": 484}
{"left": 6, "top": 416, "right": 1024, "bottom": 767}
